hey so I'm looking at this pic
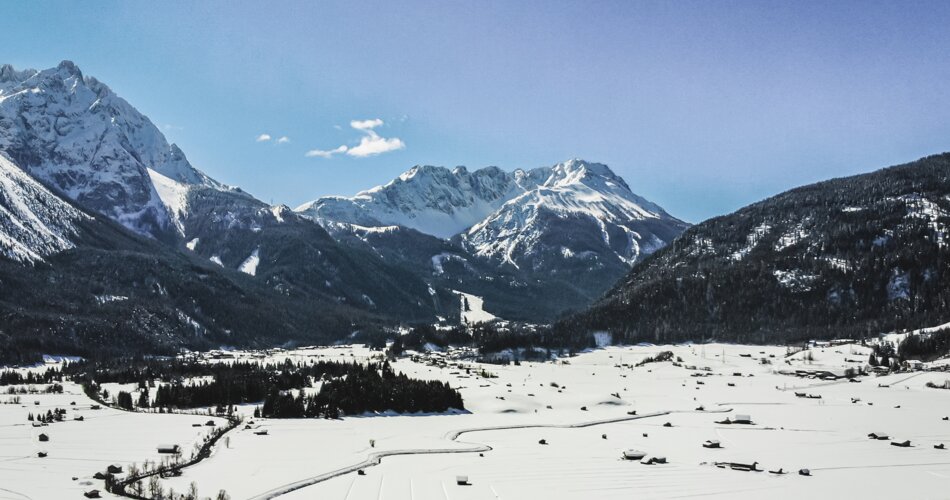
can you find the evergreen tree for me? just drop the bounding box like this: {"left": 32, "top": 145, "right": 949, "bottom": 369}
{"left": 116, "top": 391, "right": 134, "bottom": 411}
{"left": 137, "top": 387, "right": 150, "bottom": 408}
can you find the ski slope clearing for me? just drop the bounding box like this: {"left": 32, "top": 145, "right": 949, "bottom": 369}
{"left": 454, "top": 291, "right": 497, "bottom": 324}
{"left": 4, "top": 343, "right": 950, "bottom": 499}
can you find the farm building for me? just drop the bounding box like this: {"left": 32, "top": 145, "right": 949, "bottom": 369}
{"left": 622, "top": 449, "right": 647, "bottom": 460}
{"left": 157, "top": 444, "right": 181, "bottom": 454}
{"left": 733, "top": 414, "right": 753, "bottom": 424}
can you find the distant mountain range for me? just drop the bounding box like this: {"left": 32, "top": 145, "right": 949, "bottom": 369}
{"left": 297, "top": 159, "right": 688, "bottom": 320}
{"left": 561, "top": 153, "right": 950, "bottom": 344}
{"left": 0, "top": 61, "right": 687, "bottom": 361}
{"left": 6, "top": 61, "right": 943, "bottom": 360}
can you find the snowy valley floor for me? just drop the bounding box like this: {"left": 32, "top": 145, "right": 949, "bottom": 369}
{"left": 4, "top": 343, "right": 950, "bottom": 499}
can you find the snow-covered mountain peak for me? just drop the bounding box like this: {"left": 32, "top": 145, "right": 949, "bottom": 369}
{"left": 538, "top": 159, "right": 627, "bottom": 190}
{"left": 458, "top": 159, "right": 688, "bottom": 269}
{"left": 0, "top": 62, "right": 222, "bottom": 238}
{"left": 55, "top": 59, "right": 82, "bottom": 76}
{"left": 32, "top": 60, "right": 83, "bottom": 84}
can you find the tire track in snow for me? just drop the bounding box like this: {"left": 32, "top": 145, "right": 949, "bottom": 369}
{"left": 0, "top": 487, "right": 32, "bottom": 500}
{"left": 813, "top": 461, "right": 950, "bottom": 471}
{"left": 247, "top": 409, "right": 730, "bottom": 500}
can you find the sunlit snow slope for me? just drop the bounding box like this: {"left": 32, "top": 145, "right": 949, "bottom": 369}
{"left": 0, "top": 153, "right": 88, "bottom": 263}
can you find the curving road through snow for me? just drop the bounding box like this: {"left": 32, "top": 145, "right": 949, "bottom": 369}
{"left": 246, "top": 408, "right": 732, "bottom": 500}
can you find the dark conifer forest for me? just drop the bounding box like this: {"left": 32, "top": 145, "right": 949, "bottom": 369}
{"left": 61, "top": 357, "right": 464, "bottom": 416}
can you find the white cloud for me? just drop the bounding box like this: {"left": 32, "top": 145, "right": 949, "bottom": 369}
{"left": 305, "top": 145, "right": 348, "bottom": 158}
{"left": 350, "top": 118, "right": 384, "bottom": 131}
{"left": 346, "top": 133, "right": 405, "bottom": 157}
{"left": 256, "top": 133, "right": 272, "bottom": 142}
{"left": 306, "top": 118, "right": 405, "bottom": 159}
{"left": 277, "top": 136, "right": 290, "bottom": 144}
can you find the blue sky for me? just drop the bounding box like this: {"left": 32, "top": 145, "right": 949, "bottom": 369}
{"left": 4, "top": 1, "right": 950, "bottom": 222}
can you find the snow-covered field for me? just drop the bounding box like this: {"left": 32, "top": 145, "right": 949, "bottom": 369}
{"left": 4, "top": 343, "right": 950, "bottom": 499}
{"left": 0, "top": 379, "right": 225, "bottom": 499}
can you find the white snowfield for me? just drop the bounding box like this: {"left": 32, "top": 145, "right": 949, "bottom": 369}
{"left": 4, "top": 343, "right": 950, "bottom": 499}
{"left": 238, "top": 248, "right": 261, "bottom": 276}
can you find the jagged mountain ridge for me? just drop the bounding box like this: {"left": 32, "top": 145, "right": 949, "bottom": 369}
{"left": 297, "top": 165, "right": 531, "bottom": 239}
{"left": 298, "top": 159, "right": 687, "bottom": 269}
{"left": 561, "top": 153, "right": 950, "bottom": 344}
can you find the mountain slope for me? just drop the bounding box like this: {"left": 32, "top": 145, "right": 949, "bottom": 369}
{"left": 180, "top": 190, "right": 455, "bottom": 319}
{"left": 320, "top": 220, "right": 591, "bottom": 322}
{"left": 0, "top": 152, "right": 391, "bottom": 364}
{"left": 563, "top": 153, "right": 950, "bottom": 344}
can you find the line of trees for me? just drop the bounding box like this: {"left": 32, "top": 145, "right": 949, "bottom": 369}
{"left": 262, "top": 362, "right": 464, "bottom": 418}
{"left": 64, "top": 358, "right": 351, "bottom": 386}
{"left": 0, "top": 368, "right": 62, "bottom": 385}
{"left": 898, "top": 329, "right": 950, "bottom": 361}
{"left": 67, "top": 357, "right": 464, "bottom": 416}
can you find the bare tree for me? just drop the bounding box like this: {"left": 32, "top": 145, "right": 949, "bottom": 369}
{"left": 148, "top": 475, "right": 164, "bottom": 499}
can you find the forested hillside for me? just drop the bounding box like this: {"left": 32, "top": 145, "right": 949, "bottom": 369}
{"left": 562, "top": 154, "right": 950, "bottom": 344}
